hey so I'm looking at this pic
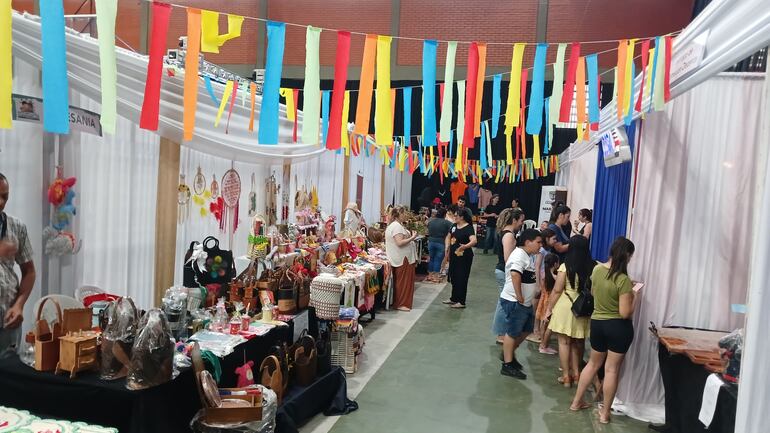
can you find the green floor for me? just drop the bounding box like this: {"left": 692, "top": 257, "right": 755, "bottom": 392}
{"left": 329, "top": 252, "right": 650, "bottom": 433}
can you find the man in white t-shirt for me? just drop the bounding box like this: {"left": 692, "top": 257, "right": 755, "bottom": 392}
{"left": 499, "top": 229, "right": 542, "bottom": 380}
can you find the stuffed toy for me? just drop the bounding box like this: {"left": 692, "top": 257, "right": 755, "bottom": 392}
{"left": 235, "top": 360, "right": 255, "bottom": 388}
{"left": 52, "top": 188, "right": 77, "bottom": 231}
{"left": 47, "top": 176, "right": 77, "bottom": 207}
{"left": 42, "top": 226, "right": 80, "bottom": 256}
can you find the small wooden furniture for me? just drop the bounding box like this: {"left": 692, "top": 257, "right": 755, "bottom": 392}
{"left": 56, "top": 331, "right": 98, "bottom": 379}
{"left": 656, "top": 327, "right": 726, "bottom": 373}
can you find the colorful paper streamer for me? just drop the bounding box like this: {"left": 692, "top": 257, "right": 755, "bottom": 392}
{"left": 353, "top": 35, "right": 377, "bottom": 136}
{"left": 463, "top": 42, "right": 480, "bottom": 149}
{"left": 95, "top": 0, "right": 118, "bottom": 134}
{"left": 201, "top": 10, "right": 244, "bottom": 53}
{"left": 249, "top": 82, "right": 256, "bottom": 132}
{"left": 474, "top": 43, "right": 487, "bottom": 138}
{"left": 0, "top": 0, "right": 9, "bottom": 129}
{"left": 41, "top": 0, "right": 72, "bottom": 133}
{"left": 635, "top": 39, "right": 651, "bottom": 112}
{"left": 586, "top": 54, "right": 600, "bottom": 124}
{"left": 623, "top": 39, "right": 636, "bottom": 117}
{"left": 204, "top": 76, "right": 219, "bottom": 106}
{"left": 525, "top": 43, "right": 548, "bottom": 135}
{"left": 326, "top": 31, "right": 351, "bottom": 150}
{"left": 321, "top": 90, "right": 330, "bottom": 146}
{"left": 302, "top": 26, "right": 321, "bottom": 144}
{"left": 182, "top": 7, "right": 201, "bottom": 141}
{"left": 375, "top": 35, "right": 393, "bottom": 147}
{"left": 549, "top": 43, "right": 567, "bottom": 128}
{"left": 403, "top": 86, "right": 412, "bottom": 139}
{"left": 575, "top": 57, "right": 586, "bottom": 140}
{"left": 439, "top": 41, "right": 457, "bottom": 142}
{"left": 653, "top": 37, "right": 667, "bottom": 111}
{"left": 491, "top": 74, "right": 502, "bottom": 138}
{"left": 341, "top": 90, "right": 350, "bottom": 154}
{"left": 258, "top": 21, "right": 286, "bottom": 144}
{"left": 422, "top": 40, "right": 438, "bottom": 147}
{"left": 214, "top": 80, "right": 233, "bottom": 127}
{"left": 456, "top": 81, "right": 466, "bottom": 145}
{"left": 615, "top": 39, "right": 627, "bottom": 120}
{"left": 505, "top": 43, "right": 526, "bottom": 133}
{"left": 559, "top": 42, "right": 580, "bottom": 123}
{"left": 664, "top": 35, "right": 673, "bottom": 102}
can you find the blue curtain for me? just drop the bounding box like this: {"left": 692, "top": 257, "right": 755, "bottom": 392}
{"left": 590, "top": 121, "right": 636, "bottom": 261}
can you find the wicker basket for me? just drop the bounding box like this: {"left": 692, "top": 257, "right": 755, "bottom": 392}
{"left": 309, "top": 275, "right": 343, "bottom": 320}
{"left": 330, "top": 325, "right": 363, "bottom": 374}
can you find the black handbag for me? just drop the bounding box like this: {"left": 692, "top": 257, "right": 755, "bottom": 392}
{"left": 567, "top": 279, "right": 594, "bottom": 318}
{"left": 199, "top": 237, "right": 236, "bottom": 286}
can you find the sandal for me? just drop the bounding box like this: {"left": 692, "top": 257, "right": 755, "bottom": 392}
{"left": 450, "top": 303, "right": 466, "bottom": 309}
{"left": 570, "top": 401, "right": 592, "bottom": 411}
{"left": 557, "top": 375, "right": 573, "bottom": 388}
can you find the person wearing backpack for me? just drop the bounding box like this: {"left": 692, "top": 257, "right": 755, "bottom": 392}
{"left": 570, "top": 237, "right": 636, "bottom": 425}
{"left": 544, "top": 235, "right": 595, "bottom": 388}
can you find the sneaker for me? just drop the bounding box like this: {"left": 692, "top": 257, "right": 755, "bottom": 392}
{"left": 501, "top": 363, "right": 527, "bottom": 380}
{"left": 499, "top": 353, "right": 524, "bottom": 370}
{"left": 539, "top": 347, "right": 558, "bottom": 355}
{"left": 442, "top": 299, "right": 454, "bottom": 304}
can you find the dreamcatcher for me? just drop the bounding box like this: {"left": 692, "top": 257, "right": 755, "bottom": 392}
{"left": 294, "top": 175, "right": 310, "bottom": 211}
{"left": 220, "top": 168, "right": 241, "bottom": 234}
{"left": 210, "top": 172, "right": 220, "bottom": 200}
{"left": 248, "top": 173, "right": 257, "bottom": 217}
{"left": 193, "top": 166, "right": 206, "bottom": 195}
{"left": 265, "top": 173, "right": 279, "bottom": 226}
{"left": 191, "top": 167, "right": 212, "bottom": 218}
{"left": 177, "top": 174, "right": 191, "bottom": 224}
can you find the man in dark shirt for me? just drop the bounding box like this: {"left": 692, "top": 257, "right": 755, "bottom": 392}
{"left": 482, "top": 194, "right": 503, "bottom": 254}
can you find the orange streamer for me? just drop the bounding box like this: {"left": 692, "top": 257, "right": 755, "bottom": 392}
{"left": 354, "top": 34, "right": 377, "bottom": 135}
{"left": 182, "top": 8, "right": 201, "bottom": 141}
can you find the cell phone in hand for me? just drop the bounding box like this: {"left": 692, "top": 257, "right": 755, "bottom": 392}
{"left": 632, "top": 282, "right": 644, "bottom": 293}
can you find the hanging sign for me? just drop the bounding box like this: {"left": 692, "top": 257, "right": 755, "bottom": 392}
{"left": 11, "top": 94, "right": 102, "bottom": 136}
{"left": 669, "top": 31, "right": 708, "bottom": 83}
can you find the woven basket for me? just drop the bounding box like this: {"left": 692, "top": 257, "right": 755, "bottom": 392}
{"left": 309, "top": 275, "right": 343, "bottom": 320}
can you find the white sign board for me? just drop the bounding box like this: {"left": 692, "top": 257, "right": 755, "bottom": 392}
{"left": 538, "top": 186, "right": 568, "bottom": 227}
{"left": 670, "top": 31, "right": 710, "bottom": 83}
{"left": 11, "top": 93, "right": 103, "bottom": 136}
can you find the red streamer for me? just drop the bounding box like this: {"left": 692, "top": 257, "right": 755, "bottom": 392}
{"left": 292, "top": 89, "right": 299, "bottom": 142}
{"left": 326, "top": 31, "right": 351, "bottom": 150}
{"left": 559, "top": 42, "right": 581, "bottom": 123}
{"left": 463, "top": 42, "right": 480, "bottom": 149}
{"left": 664, "top": 35, "right": 672, "bottom": 102}
{"left": 139, "top": 2, "right": 172, "bottom": 131}
{"left": 635, "top": 39, "right": 651, "bottom": 112}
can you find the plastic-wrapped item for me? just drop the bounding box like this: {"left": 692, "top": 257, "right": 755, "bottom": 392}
{"left": 190, "top": 385, "right": 277, "bottom": 433}
{"left": 211, "top": 298, "right": 229, "bottom": 333}
{"left": 101, "top": 297, "right": 139, "bottom": 380}
{"left": 718, "top": 328, "right": 743, "bottom": 383}
{"left": 126, "top": 309, "right": 175, "bottom": 390}
{"left": 163, "top": 286, "right": 189, "bottom": 340}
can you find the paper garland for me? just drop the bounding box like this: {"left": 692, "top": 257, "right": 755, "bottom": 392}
{"left": 586, "top": 54, "right": 600, "bottom": 124}
{"left": 258, "top": 21, "right": 286, "bottom": 145}
{"left": 439, "top": 41, "right": 457, "bottom": 142}
{"left": 422, "top": 40, "right": 438, "bottom": 147}
{"left": 302, "top": 26, "right": 322, "bottom": 145}
{"left": 375, "top": 35, "right": 393, "bottom": 147}
{"left": 95, "top": 0, "right": 117, "bottom": 134}
{"left": 321, "top": 90, "right": 330, "bottom": 146}
{"left": 214, "top": 80, "right": 233, "bottom": 127}
{"left": 654, "top": 36, "right": 667, "bottom": 111}
{"left": 0, "top": 0, "right": 9, "bottom": 129}
{"left": 623, "top": 39, "right": 636, "bottom": 117}
{"left": 559, "top": 42, "right": 580, "bottom": 123}
{"left": 403, "top": 86, "right": 412, "bottom": 139}
{"left": 635, "top": 39, "right": 651, "bottom": 112}
{"left": 615, "top": 39, "right": 627, "bottom": 120}
{"left": 491, "top": 74, "right": 502, "bottom": 138}
{"left": 341, "top": 90, "right": 351, "bottom": 153}
{"left": 549, "top": 43, "right": 567, "bottom": 129}
{"left": 327, "top": 31, "right": 351, "bottom": 150}
{"left": 40, "top": 0, "right": 71, "bottom": 134}
{"left": 474, "top": 43, "right": 487, "bottom": 138}
{"left": 575, "top": 57, "right": 586, "bottom": 141}
{"left": 505, "top": 43, "right": 526, "bottom": 133}
{"left": 526, "top": 43, "right": 547, "bottom": 135}
{"left": 201, "top": 11, "right": 243, "bottom": 53}
{"left": 463, "top": 42, "right": 480, "bottom": 149}
{"left": 664, "top": 35, "right": 673, "bottom": 102}
{"left": 353, "top": 34, "right": 377, "bottom": 136}
{"left": 204, "top": 76, "right": 219, "bottom": 106}
{"left": 182, "top": 8, "right": 201, "bottom": 141}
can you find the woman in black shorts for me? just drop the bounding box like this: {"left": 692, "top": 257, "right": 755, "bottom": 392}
{"left": 570, "top": 237, "right": 636, "bottom": 424}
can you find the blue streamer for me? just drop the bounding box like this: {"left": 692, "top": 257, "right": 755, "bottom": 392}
{"left": 525, "top": 43, "right": 548, "bottom": 135}
{"left": 480, "top": 122, "right": 488, "bottom": 169}
{"left": 321, "top": 90, "right": 330, "bottom": 146}
{"left": 418, "top": 140, "right": 426, "bottom": 174}
{"left": 390, "top": 144, "right": 397, "bottom": 168}
{"left": 587, "top": 54, "right": 600, "bottom": 124}
{"left": 448, "top": 133, "right": 455, "bottom": 159}
{"left": 422, "top": 40, "right": 438, "bottom": 147}
{"left": 204, "top": 77, "right": 220, "bottom": 106}
{"left": 403, "top": 87, "right": 412, "bottom": 139}
{"left": 40, "top": 0, "right": 70, "bottom": 134}
{"left": 544, "top": 97, "right": 550, "bottom": 154}
{"left": 258, "top": 21, "right": 286, "bottom": 144}
{"left": 648, "top": 36, "right": 661, "bottom": 113}
{"left": 624, "top": 63, "right": 636, "bottom": 126}
{"left": 492, "top": 74, "right": 502, "bottom": 138}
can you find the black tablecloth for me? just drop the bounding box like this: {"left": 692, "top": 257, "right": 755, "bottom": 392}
{"left": 659, "top": 342, "right": 737, "bottom": 433}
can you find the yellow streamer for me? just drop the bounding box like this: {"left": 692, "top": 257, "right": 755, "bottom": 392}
{"left": 201, "top": 11, "right": 244, "bottom": 53}
{"left": 280, "top": 88, "right": 296, "bottom": 121}
{"left": 0, "top": 0, "right": 11, "bottom": 129}
{"left": 504, "top": 43, "right": 526, "bottom": 133}
{"left": 454, "top": 142, "right": 463, "bottom": 172}
{"left": 341, "top": 90, "right": 350, "bottom": 155}
{"left": 505, "top": 134, "right": 513, "bottom": 165}
{"left": 375, "top": 36, "right": 393, "bottom": 147}
{"left": 533, "top": 135, "right": 541, "bottom": 169}
{"left": 214, "top": 80, "right": 234, "bottom": 127}
{"left": 624, "top": 39, "right": 636, "bottom": 116}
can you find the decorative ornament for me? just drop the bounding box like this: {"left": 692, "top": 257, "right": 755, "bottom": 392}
{"left": 210, "top": 172, "right": 219, "bottom": 199}
{"left": 44, "top": 167, "right": 79, "bottom": 256}
{"left": 248, "top": 173, "right": 257, "bottom": 217}
{"left": 193, "top": 166, "right": 206, "bottom": 195}
{"left": 220, "top": 168, "right": 241, "bottom": 234}
{"left": 265, "top": 173, "right": 279, "bottom": 226}
{"left": 177, "top": 174, "right": 191, "bottom": 224}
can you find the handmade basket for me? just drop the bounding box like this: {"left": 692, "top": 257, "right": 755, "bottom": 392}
{"left": 309, "top": 275, "right": 344, "bottom": 320}
{"left": 330, "top": 325, "right": 363, "bottom": 374}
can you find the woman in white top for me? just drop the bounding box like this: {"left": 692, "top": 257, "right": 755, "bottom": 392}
{"left": 385, "top": 206, "right": 418, "bottom": 311}
{"left": 342, "top": 202, "right": 364, "bottom": 236}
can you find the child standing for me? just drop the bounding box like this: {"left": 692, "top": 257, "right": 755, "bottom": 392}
{"left": 537, "top": 253, "right": 559, "bottom": 355}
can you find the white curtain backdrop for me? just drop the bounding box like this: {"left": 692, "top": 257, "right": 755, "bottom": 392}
{"left": 735, "top": 68, "right": 770, "bottom": 433}
{"left": 616, "top": 74, "right": 766, "bottom": 422}
{"left": 566, "top": 146, "right": 598, "bottom": 213}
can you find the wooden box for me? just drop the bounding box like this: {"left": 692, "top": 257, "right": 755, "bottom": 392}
{"left": 56, "top": 332, "right": 98, "bottom": 379}
{"left": 191, "top": 343, "right": 262, "bottom": 424}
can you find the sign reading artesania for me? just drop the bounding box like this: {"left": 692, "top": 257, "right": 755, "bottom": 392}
{"left": 11, "top": 94, "right": 103, "bottom": 136}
